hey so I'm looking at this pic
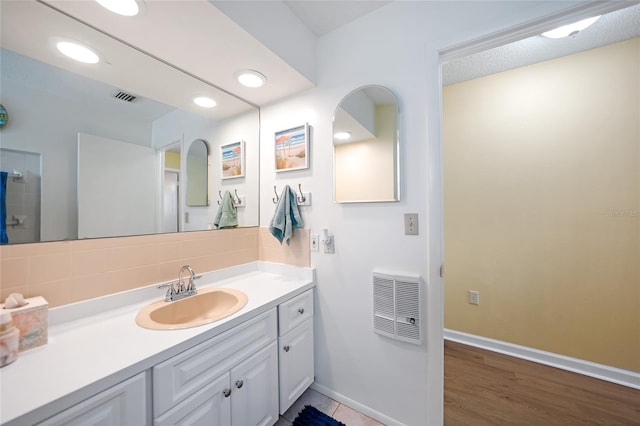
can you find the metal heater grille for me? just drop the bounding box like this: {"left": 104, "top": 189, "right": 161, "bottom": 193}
{"left": 373, "top": 272, "right": 422, "bottom": 344}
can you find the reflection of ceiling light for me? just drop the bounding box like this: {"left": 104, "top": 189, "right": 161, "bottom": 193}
{"left": 334, "top": 131, "right": 352, "bottom": 140}
{"left": 96, "top": 0, "right": 139, "bottom": 16}
{"left": 541, "top": 16, "right": 600, "bottom": 39}
{"left": 235, "top": 70, "right": 267, "bottom": 88}
{"left": 56, "top": 41, "right": 100, "bottom": 64}
{"left": 193, "top": 96, "right": 217, "bottom": 108}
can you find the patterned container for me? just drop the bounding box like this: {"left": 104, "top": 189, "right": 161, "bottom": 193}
{"left": 1, "top": 296, "right": 48, "bottom": 351}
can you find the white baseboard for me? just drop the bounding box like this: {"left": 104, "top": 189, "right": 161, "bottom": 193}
{"left": 444, "top": 329, "right": 640, "bottom": 390}
{"left": 310, "top": 383, "right": 404, "bottom": 426}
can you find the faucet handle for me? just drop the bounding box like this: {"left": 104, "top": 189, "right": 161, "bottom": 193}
{"left": 158, "top": 281, "right": 177, "bottom": 301}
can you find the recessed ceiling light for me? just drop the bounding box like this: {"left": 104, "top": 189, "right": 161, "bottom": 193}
{"left": 541, "top": 16, "right": 601, "bottom": 39}
{"left": 56, "top": 41, "right": 100, "bottom": 64}
{"left": 193, "top": 96, "right": 217, "bottom": 108}
{"left": 235, "top": 70, "right": 267, "bottom": 88}
{"left": 334, "top": 131, "right": 352, "bottom": 141}
{"left": 96, "top": 0, "right": 139, "bottom": 16}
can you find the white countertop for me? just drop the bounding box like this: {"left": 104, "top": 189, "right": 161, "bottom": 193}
{"left": 0, "top": 261, "right": 315, "bottom": 426}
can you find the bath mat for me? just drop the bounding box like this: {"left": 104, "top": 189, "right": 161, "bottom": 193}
{"left": 292, "top": 405, "right": 346, "bottom": 426}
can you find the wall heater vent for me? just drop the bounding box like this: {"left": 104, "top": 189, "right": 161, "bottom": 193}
{"left": 373, "top": 272, "right": 423, "bottom": 344}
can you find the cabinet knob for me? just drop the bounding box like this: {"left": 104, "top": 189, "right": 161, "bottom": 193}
{"left": 298, "top": 308, "right": 305, "bottom": 314}
{"left": 223, "top": 388, "right": 231, "bottom": 398}
{"left": 283, "top": 345, "right": 291, "bottom": 352}
{"left": 235, "top": 380, "right": 244, "bottom": 389}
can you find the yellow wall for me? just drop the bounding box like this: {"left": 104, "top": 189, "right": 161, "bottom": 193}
{"left": 443, "top": 38, "right": 639, "bottom": 371}
{"left": 165, "top": 151, "right": 180, "bottom": 170}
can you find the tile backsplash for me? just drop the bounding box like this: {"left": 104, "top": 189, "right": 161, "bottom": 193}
{"left": 0, "top": 227, "right": 309, "bottom": 308}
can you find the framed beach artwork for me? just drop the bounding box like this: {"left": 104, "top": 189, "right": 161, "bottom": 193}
{"left": 275, "top": 123, "right": 309, "bottom": 172}
{"left": 220, "top": 141, "right": 245, "bottom": 179}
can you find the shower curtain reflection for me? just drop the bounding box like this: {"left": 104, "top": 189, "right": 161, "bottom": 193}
{"left": 1, "top": 171, "right": 8, "bottom": 244}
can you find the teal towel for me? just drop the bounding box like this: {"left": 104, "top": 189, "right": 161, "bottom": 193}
{"left": 269, "top": 185, "right": 303, "bottom": 245}
{"left": 213, "top": 190, "right": 238, "bottom": 229}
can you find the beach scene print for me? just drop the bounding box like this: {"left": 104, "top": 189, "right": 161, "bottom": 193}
{"left": 275, "top": 124, "right": 308, "bottom": 171}
{"left": 221, "top": 141, "right": 244, "bottom": 178}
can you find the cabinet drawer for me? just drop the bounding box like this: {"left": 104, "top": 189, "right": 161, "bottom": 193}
{"left": 153, "top": 308, "right": 277, "bottom": 417}
{"left": 278, "top": 289, "right": 313, "bottom": 336}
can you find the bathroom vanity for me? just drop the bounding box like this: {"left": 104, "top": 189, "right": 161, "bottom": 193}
{"left": 0, "top": 262, "right": 315, "bottom": 426}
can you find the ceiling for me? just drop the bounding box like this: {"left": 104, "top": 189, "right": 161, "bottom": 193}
{"left": 2, "top": 0, "right": 638, "bottom": 119}
{"left": 442, "top": 3, "right": 640, "bottom": 86}
{"left": 282, "top": 1, "right": 639, "bottom": 86}
{"left": 284, "top": 1, "right": 392, "bottom": 36}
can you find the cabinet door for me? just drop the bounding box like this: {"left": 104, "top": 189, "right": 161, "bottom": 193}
{"left": 155, "top": 373, "right": 231, "bottom": 426}
{"left": 38, "top": 373, "right": 147, "bottom": 426}
{"left": 230, "top": 341, "right": 279, "bottom": 426}
{"left": 278, "top": 318, "right": 314, "bottom": 414}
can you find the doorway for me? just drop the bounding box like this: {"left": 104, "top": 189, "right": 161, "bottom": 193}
{"left": 163, "top": 171, "right": 179, "bottom": 233}
{"left": 436, "top": 0, "right": 639, "bottom": 412}
{"left": 161, "top": 143, "right": 181, "bottom": 233}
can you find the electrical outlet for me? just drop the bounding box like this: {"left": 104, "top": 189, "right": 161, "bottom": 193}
{"left": 310, "top": 234, "right": 319, "bottom": 251}
{"left": 469, "top": 290, "right": 480, "bottom": 305}
{"left": 404, "top": 213, "right": 419, "bottom": 235}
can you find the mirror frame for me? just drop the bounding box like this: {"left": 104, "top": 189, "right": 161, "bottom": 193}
{"left": 332, "top": 85, "right": 400, "bottom": 203}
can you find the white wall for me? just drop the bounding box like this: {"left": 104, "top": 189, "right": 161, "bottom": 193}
{"left": 0, "top": 79, "right": 152, "bottom": 241}
{"left": 77, "top": 133, "right": 158, "bottom": 239}
{"left": 259, "top": 1, "right": 583, "bottom": 424}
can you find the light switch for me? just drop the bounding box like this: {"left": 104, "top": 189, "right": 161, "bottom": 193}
{"left": 404, "top": 213, "right": 418, "bottom": 235}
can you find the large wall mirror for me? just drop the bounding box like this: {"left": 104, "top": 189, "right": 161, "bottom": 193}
{"left": 333, "top": 85, "right": 399, "bottom": 203}
{"left": 0, "top": 1, "right": 259, "bottom": 244}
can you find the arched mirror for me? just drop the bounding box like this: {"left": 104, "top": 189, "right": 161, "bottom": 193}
{"left": 186, "top": 139, "right": 209, "bottom": 207}
{"left": 333, "top": 85, "right": 399, "bottom": 203}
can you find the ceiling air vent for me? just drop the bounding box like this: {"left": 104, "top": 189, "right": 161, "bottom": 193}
{"left": 114, "top": 90, "right": 137, "bottom": 103}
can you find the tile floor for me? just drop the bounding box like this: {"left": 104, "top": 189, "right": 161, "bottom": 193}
{"left": 275, "top": 388, "right": 384, "bottom": 426}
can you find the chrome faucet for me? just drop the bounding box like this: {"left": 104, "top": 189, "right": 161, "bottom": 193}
{"left": 157, "top": 265, "right": 201, "bottom": 302}
{"left": 179, "top": 265, "right": 198, "bottom": 292}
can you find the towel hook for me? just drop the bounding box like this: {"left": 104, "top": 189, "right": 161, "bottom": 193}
{"left": 297, "top": 184, "right": 306, "bottom": 203}
{"left": 217, "top": 190, "right": 223, "bottom": 205}
{"left": 272, "top": 186, "right": 279, "bottom": 204}
{"left": 233, "top": 189, "right": 241, "bottom": 205}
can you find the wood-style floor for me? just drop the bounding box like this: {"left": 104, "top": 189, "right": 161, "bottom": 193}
{"left": 444, "top": 340, "right": 640, "bottom": 425}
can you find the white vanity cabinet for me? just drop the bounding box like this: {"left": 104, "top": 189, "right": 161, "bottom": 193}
{"left": 278, "top": 289, "right": 315, "bottom": 414}
{"left": 37, "top": 373, "right": 148, "bottom": 426}
{"left": 153, "top": 309, "right": 279, "bottom": 426}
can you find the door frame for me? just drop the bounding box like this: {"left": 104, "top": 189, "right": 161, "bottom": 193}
{"left": 426, "top": 2, "right": 632, "bottom": 423}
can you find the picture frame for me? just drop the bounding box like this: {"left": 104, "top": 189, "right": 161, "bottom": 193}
{"left": 275, "top": 123, "right": 309, "bottom": 172}
{"left": 220, "top": 140, "right": 245, "bottom": 179}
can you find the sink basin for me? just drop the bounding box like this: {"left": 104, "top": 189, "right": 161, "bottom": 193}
{"left": 135, "top": 288, "right": 248, "bottom": 330}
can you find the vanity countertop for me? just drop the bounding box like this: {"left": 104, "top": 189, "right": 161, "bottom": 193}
{"left": 0, "top": 261, "right": 315, "bottom": 426}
